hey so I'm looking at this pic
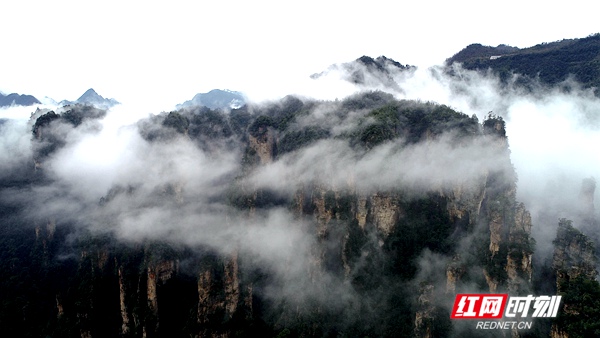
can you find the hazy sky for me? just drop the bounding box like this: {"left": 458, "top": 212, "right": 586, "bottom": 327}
{"left": 1, "top": 0, "right": 598, "bottom": 110}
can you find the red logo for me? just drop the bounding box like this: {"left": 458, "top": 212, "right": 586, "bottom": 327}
{"left": 451, "top": 294, "right": 508, "bottom": 319}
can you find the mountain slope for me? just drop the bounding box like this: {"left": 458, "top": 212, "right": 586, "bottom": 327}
{"left": 311, "top": 55, "right": 415, "bottom": 90}
{"left": 59, "top": 88, "right": 119, "bottom": 108}
{"left": 446, "top": 33, "right": 600, "bottom": 94}
{"left": 0, "top": 92, "right": 41, "bottom": 107}
{"left": 176, "top": 89, "right": 245, "bottom": 110}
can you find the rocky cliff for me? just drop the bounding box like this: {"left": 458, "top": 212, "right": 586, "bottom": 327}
{"left": 0, "top": 92, "right": 590, "bottom": 338}
{"left": 553, "top": 219, "right": 597, "bottom": 290}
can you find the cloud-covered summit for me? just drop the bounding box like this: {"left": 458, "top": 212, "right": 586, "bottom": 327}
{"left": 311, "top": 55, "right": 415, "bottom": 92}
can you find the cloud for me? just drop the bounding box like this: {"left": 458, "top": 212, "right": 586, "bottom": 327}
{"left": 310, "top": 58, "right": 600, "bottom": 260}
{"left": 3, "top": 53, "right": 600, "bottom": 335}
{"left": 248, "top": 131, "right": 510, "bottom": 197}
{"left": 2, "top": 103, "right": 358, "bottom": 315}
{"left": 0, "top": 117, "right": 33, "bottom": 177}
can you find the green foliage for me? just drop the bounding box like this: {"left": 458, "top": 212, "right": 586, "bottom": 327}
{"left": 229, "top": 106, "right": 253, "bottom": 135}
{"left": 31, "top": 111, "right": 66, "bottom": 159}
{"left": 61, "top": 109, "right": 84, "bottom": 126}
{"left": 189, "top": 108, "right": 233, "bottom": 139}
{"left": 341, "top": 91, "right": 395, "bottom": 111}
{"left": 359, "top": 124, "right": 395, "bottom": 148}
{"left": 163, "top": 111, "right": 190, "bottom": 134}
{"left": 270, "top": 96, "right": 306, "bottom": 131}
{"left": 556, "top": 276, "right": 600, "bottom": 338}
{"left": 248, "top": 115, "right": 274, "bottom": 137}
{"left": 278, "top": 126, "right": 329, "bottom": 154}
{"left": 244, "top": 96, "right": 309, "bottom": 134}
{"left": 31, "top": 111, "right": 60, "bottom": 140}
{"left": 61, "top": 105, "right": 107, "bottom": 127}
{"left": 448, "top": 34, "right": 600, "bottom": 95}
{"left": 483, "top": 112, "right": 506, "bottom": 137}
{"left": 31, "top": 106, "right": 106, "bottom": 160}
{"left": 508, "top": 230, "right": 536, "bottom": 263}
{"left": 347, "top": 100, "right": 478, "bottom": 148}
{"left": 553, "top": 218, "right": 596, "bottom": 252}
{"left": 446, "top": 43, "right": 519, "bottom": 64}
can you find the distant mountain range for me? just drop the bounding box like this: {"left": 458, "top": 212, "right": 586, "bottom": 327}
{"left": 310, "top": 35, "right": 600, "bottom": 96}
{"left": 3, "top": 33, "right": 600, "bottom": 110}
{"left": 0, "top": 88, "right": 119, "bottom": 109}
{"left": 176, "top": 89, "right": 245, "bottom": 110}
{"left": 0, "top": 92, "right": 41, "bottom": 107}
{"left": 59, "top": 88, "right": 119, "bottom": 109}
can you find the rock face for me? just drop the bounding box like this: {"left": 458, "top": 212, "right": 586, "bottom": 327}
{"left": 1, "top": 96, "right": 550, "bottom": 338}
{"left": 446, "top": 255, "right": 465, "bottom": 293}
{"left": 369, "top": 193, "right": 401, "bottom": 239}
{"left": 506, "top": 203, "right": 534, "bottom": 292}
{"left": 553, "top": 219, "right": 597, "bottom": 291}
{"left": 118, "top": 267, "right": 130, "bottom": 335}
{"left": 551, "top": 325, "right": 570, "bottom": 338}
{"left": 248, "top": 127, "right": 275, "bottom": 164}
{"left": 414, "top": 284, "right": 435, "bottom": 338}
{"left": 197, "top": 254, "right": 246, "bottom": 338}
{"left": 550, "top": 219, "right": 598, "bottom": 338}
{"left": 578, "top": 177, "right": 596, "bottom": 218}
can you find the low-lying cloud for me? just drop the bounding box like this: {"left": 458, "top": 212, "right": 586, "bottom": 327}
{"left": 311, "top": 60, "right": 600, "bottom": 259}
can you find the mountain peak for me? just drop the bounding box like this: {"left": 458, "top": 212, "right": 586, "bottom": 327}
{"left": 59, "top": 88, "right": 119, "bottom": 108}
{"left": 177, "top": 89, "right": 245, "bottom": 110}
{"left": 82, "top": 88, "right": 98, "bottom": 95}
{"left": 311, "top": 55, "right": 415, "bottom": 90}
{"left": 77, "top": 88, "right": 102, "bottom": 102}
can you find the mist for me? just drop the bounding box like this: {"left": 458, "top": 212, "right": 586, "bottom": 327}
{"left": 309, "top": 60, "right": 600, "bottom": 260}
{"left": 0, "top": 102, "right": 370, "bottom": 321}
{"left": 2, "top": 53, "right": 600, "bottom": 337}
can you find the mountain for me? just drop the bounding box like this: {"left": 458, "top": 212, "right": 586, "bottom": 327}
{"left": 3, "top": 37, "right": 600, "bottom": 337}
{"left": 176, "top": 89, "right": 245, "bottom": 110}
{"left": 59, "top": 88, "right": 119, "bottom": 108}
{"left": 4, "top": 90, "right": 594, "bottom": 337}
{"left": 446, "top": 33, "right": 600, "bottom": 95}
{"left": 0, "top": 92, "right": 41, "bottom": 107}
{"left": 312, "top": 55, "right": 415, "bottom": 90}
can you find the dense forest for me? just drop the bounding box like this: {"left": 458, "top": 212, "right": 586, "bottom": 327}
{"left": 445, "top": 33, "right": 600, "bottom": 96}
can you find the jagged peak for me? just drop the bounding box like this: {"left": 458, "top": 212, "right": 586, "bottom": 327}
{"left": 355, "top": 55, "right": 412, "bottom": 71}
